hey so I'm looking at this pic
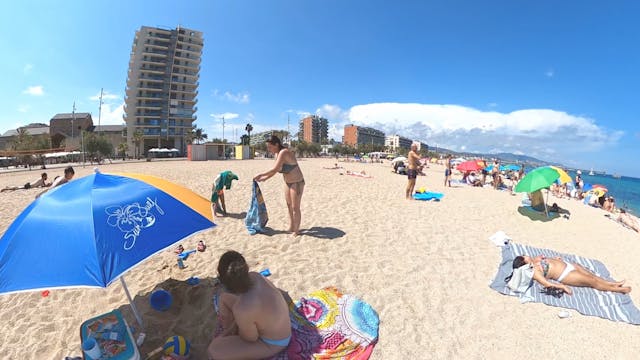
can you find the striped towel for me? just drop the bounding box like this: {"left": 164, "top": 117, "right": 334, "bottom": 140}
{"left": 490, "top": 242, "right": 640, "bottom": 324}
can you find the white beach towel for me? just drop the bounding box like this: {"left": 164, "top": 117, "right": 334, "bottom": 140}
{"left": 488, "top": 231, "right": 511, "bottom": 247}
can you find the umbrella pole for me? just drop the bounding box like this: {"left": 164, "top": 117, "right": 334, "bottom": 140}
{"left": 544, "top": 189, "right": 550, "bottom": 217}
{"left": 120, "top": 276, "right": 144, "bottom": 329}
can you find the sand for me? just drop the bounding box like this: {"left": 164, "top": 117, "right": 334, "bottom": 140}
{"left": 1, "top": 158, "right": 640, "bottom": 359}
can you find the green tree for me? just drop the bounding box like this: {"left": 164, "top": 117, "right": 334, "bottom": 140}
{"left": 84, "top": 133, "right": 113, "bottom": 162}
{"left": 245, "top": 123, "right": 253, "bottom": 144}
{"left": 117, "top": 143, "right": 129, "bottom": 160}
{"left": 193, "top": 126, "right": 208, "bottom": 144}
{"left": 133, "top": 129, "right": 143, "bottom": 159}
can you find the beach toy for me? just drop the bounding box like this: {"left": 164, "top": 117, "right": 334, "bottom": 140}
{"left": 178, "top": 249, "right": 196, "bottom": 260}
{"left": 150, "top": 289, "right": 173, "bottom": 311}
{"left": 163, "top": 335, "right": 191, "bottom": 357}
{"left": 260, "top": 268, "right": 271, "bottom": 277}
{"left": 177, "top": 258, "right": 186, "bottom": 269}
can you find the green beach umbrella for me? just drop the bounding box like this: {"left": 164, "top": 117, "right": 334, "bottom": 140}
{"left": 515, "top": 166, "right": 561, "bottom": 217}
{"left": 514, "top": 166, "right": 560, "bottom": 193}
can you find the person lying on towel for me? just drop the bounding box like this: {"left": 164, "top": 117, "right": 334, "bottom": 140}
{"left": 208, "top": 251, "right": 291, "bottom": 359}
{"left": 505, "top": 255, "right": 631, "bottom": 295}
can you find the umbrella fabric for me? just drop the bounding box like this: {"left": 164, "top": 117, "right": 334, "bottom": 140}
{"left": 592, "top": 184, "right": 608, "bottom": 193}
{"left": 457, "top": 160, "right": 485, "bottom": 172}
{"left": 503, "top": 164, "right": 521, "bottom": 171}
{"left": 548, "top": 166, "right": 572, "bottom": 184}
{"left": 0, "top": 172, "right": 215, "bottom": 294}
{"left": 514, "top": 167, "right": 560, "bottom": 193}
{"left": 390, "top": 156, "right": 407, "bottom": 165}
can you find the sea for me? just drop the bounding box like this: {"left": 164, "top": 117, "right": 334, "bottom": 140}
{"left": 573, "top": 172, "right": 640, "bottom": 216}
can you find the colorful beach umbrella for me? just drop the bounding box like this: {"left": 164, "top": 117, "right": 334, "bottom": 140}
{"left": 549, "top": 166, "right": 572, "bottom": 184}
{"left": 514, "top": 166, "right": 560, "bottom": 193}
{"left": 0, "top": 171, "right": 215, "bottom": 327}
{"left": 457, "top": 160, "right": 486, "bottom": 172}
{"left": 592, "top": 184, "right": 609, "bottom": 193}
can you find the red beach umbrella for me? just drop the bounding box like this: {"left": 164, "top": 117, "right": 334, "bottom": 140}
{"left": 456, "top": 160, "right": 486, "bottom": 172}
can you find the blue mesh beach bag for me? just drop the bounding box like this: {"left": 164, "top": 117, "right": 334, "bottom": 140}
{"left": 245, "top": 181, "right": 268, "bottom": 235}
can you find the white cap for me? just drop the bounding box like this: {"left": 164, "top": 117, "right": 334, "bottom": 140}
{"left": 576, "top": 170, "right": 582, "bottom": 174}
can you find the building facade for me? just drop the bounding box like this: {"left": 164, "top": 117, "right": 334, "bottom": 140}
{"left": 343, "top": 125, "right": 385, "bottom": 147}
{"left": 385, "top": 134, "right": 413, "bottom": 152}
{"left": 412, "top": 140, "right": 429, "bottom": 152}
{"left": 49, "top": 113, "right": 94, "bottom": 150}
{"left": 124, "top": 26, "right": 203, "bottom": 156}
{"left": 299, "top": 115, "right": 328, "bottom": 144}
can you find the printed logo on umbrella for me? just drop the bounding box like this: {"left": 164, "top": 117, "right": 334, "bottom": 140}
{"left": 106, "top": 197, "right": 165, "bottom": 250}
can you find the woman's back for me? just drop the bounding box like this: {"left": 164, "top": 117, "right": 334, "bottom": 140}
{"left": 241, "top": 273, "right": 291, "bottom": 339}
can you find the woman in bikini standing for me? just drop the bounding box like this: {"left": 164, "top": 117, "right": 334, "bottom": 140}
{"left": 254, "top": 135, "right": 305, "bottom": 236}
{"left": 505, "top": 255, "right": 631, "bottom": 295}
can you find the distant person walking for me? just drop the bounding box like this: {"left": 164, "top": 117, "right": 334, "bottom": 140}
{"left": 406, "top": 144, "right": 421, "bottom": 199}
{"left": 1, "top": 172, "right": 50, "bottom": 192}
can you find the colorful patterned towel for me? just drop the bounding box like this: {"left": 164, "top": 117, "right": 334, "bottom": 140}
{"left": 270, "top": 287, "right": 380, "bottom": 360}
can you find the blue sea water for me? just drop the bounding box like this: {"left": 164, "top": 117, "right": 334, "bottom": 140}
{"left": 575, "top": 172, "right": 640, "bottom": 216}
{"left": 520, "top": 168, "right": 640, "bottom": 216}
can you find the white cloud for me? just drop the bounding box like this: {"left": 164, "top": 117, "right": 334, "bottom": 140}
{"left": 545, "top": 69, "right": 554, "bottom": 78}
{"left": 23, "top": 64, "right": 33, "bottom": 75}
{"left": 95, "top": 102, "right": 125, "bottom": 126}
{"left": 212, "top": 89, "right": 250, "bottom": 104}
{"left": 317, "top": 102, "right": 623, "bottom": 163}
{"left": 210, "top": 112, "right": 239, "bottom": 120}
{"left": 89, "top": 90, "right": 120, "bottom": 101}
{"left": 17, "top": 105, "right": 29, "bottom": 113}
{"left": 23, "top": 85, "right": 44, "bottom": 96}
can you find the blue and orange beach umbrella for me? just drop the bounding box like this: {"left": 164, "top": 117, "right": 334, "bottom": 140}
{"left": 0, "top": 171, "right": 215, "bottom": 327}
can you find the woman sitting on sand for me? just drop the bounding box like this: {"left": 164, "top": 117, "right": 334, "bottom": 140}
{"left": 505, "top": 255, "right": 631, "bottom": 295}
{"left": 208, "top": 251, "right": 291, "bottom": 359}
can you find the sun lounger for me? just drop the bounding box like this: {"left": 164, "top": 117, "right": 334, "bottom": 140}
{"left": 490, "top": 242, "right": 640, "bottom": 324}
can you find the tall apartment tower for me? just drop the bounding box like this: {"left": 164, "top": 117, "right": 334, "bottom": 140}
{"left": 124, "top": 26, "right": 203, "bottom": 156}
{"left": 299, "top": 115, "right": 328, "bottom": 144}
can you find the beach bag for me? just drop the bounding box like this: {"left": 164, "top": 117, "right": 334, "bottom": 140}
{"left": 507, "top": 264, "right": 534, "bottom": 293}
{"left": 245, "top": 181, "right": 268, "bottom": 235}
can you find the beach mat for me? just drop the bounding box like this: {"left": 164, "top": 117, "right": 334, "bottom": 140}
{"left": 413, "top": 192, "right": 444, "bottom": 201}
{"left": 517, "top": 206, "right": 560, "bottom": 221}
{"left": 270, "top": 287, "right": 379, "bottom": 359}
{"left": 490, "top": 242, "right": 640, "bottom": 325}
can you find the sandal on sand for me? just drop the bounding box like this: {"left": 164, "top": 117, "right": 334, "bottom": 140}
{"left": 197, "top": 241, "right": 206, "bottom": 252}
{"left": 174, "top": 244, "right": 184, "bottom": 254}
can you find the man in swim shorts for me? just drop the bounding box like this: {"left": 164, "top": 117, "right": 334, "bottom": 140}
{"left": 406, "top": 144, "right": 421, "bottom": 199}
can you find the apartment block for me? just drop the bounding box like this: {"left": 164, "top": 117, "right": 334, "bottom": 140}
{"left": 385, "top": 134, "right": 413, "bottom": 152}
{"left": 124, "top": 26, "right": 203, "bottom": 156}
{"left": 343, "top": 125, "right": 385, "bottom": 147}
{"left": 299, "top": 115, "right": 328, "bottom": 144}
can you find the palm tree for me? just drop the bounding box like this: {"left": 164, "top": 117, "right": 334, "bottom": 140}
{"left": 193, "top": 127, "right": 208, "bottom": 144}
{"left": 117, "top": 143, "right": 129, "bottom": 160}
{"left": 133, "top": 129, "right": 143, "bottom": 159}
{"left": 245, "top": 123, "right": 253, "bottom": 144}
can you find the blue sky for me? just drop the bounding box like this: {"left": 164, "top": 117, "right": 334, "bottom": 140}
{"left": 2, "top": 1, "right": 639, "bottom": 176}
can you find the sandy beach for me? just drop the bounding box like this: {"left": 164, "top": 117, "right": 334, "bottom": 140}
{"left": 1, "top": 158, "right": 640, "bottom": 359}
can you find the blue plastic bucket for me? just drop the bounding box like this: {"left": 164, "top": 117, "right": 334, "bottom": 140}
{"left": 150, "top": 289, "right": 172, "bottom": 311}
